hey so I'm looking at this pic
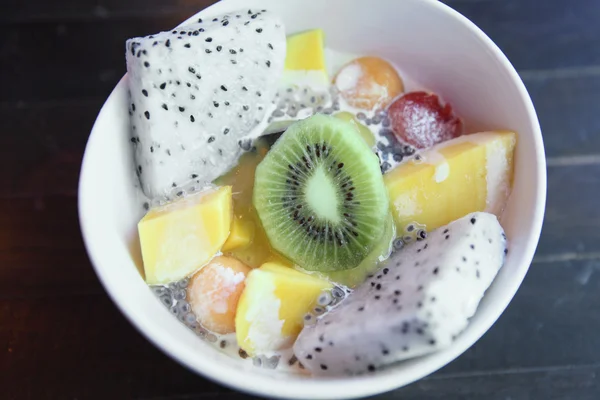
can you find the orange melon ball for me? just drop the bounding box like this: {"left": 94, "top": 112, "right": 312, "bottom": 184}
{"left": 188, "top": 256, "right": 251, "bottom": 334}
{"left": 334, "top": 56, "right": 404, "bottom": 111}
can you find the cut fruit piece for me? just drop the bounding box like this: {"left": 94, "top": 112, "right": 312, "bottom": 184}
{"left": 294, "top": 212, "right": 507, "bottom": 375}
{"left": 334, "top": 56, "right": 404, "bottom": 111}
{"left": 253, "top": 114, "right": 389, "bottom": 272}
{"left": 188, "top": 256, "right": 251, "bottom": 334}
{"left": 384, "top": 131, "right": 516, "bottom": 234}
{"left": 282, "top": 29, "right": 328, "bottom": 87}
{"left": 285, "top": 29, "right": 327, "bottom": 72}
{"left": 333, "top": 111, "right": 376, "bottom": 148}
{"left": 222, "top": 216, "right": 254, "bottom": 252}
{"left": 138, "top": 186, "right": 233, "bottom": 284}
{"left": 235, "top": 262, "right": 332, "bottom": 355}
{"left": 388, "top": 91, "right": 464, "bottom": 149}
{"left": 126, "top": 11, "right": 286, "bottom": 199}
{"left": 321, "top": 214, "right": 395, "bottom": 288}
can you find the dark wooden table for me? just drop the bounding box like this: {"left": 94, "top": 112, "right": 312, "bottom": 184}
{"left": 1, "top": 0, "right": 599, "bottom": 399}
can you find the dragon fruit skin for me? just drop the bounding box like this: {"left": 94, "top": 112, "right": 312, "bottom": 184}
{"left": 126, "top": 9, "right": 285, "bottom": 200}
{"left": 293, "top": 212, "right": 507, "bottom": 376}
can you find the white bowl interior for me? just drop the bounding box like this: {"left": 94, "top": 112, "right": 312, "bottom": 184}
{"left": 78, "top": 0, "right": 546, "bottom": 398}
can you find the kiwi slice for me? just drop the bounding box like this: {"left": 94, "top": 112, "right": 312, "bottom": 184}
{"left": 321, "top": 214, "right": 395, "bottom": 287}
{"left": 253, "top": 114, "right": 389, "bottom": 272}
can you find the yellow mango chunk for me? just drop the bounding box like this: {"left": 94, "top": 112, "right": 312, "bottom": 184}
{"left": 282, "top": 29, "right": 328, "bottom": 87}
{"left": 285, "top": 29, "right": 327, "bottom": 72}
{"left": 384, "top": 131, "right": 516, "bottom": 234}
{"left": 138, "top": 186, "right": 232, "bottom": 284}
{"left": 222, "top": 216, "right": 254, "bottom": 252}
{"left": 235, "top": 262, "right": 332, "bottom": 356}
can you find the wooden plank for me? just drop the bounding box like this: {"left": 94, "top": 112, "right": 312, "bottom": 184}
{"left": 525, "top": 74, "right": 600, "bottom": 158}
{"left": 440, "top": 258, "right": 600, "bottom": 374}
{"left": 0, "top": 17, "right": 186, "bottom": 103}
{"left": 0, "top": 294, "right": 235, "bottom": 400}
{"left": 2, "top": 0, "right": 600, "bottom": 103}
{"left": 387, "top": 364, "right": 600, "bottom": 400}
{"left": 0, "top": 0, "right": 215, "bottom": 23}
{"left": 0, "top": 100, "right": 100, "bottom": 198}
{"left": 538, "top": 164, "right": 600, "bottom": 257}
{"left": 443, "top": 0, "right": 600, "bottom": 71}
{"left": 2, "top": 258, "right": 600, "bottom": 398}
{"left": 0, "top": 196, "right": 100, "bottom": 299}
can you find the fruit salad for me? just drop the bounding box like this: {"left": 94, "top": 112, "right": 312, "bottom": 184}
{"left": 126, "top": 9, "right": 517, "bottom": 376}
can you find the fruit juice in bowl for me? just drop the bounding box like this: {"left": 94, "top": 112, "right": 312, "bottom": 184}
{"left": 78, "top": 0, "right": 545, "bottom": 398}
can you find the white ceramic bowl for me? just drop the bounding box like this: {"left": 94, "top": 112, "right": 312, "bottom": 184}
{"left": 78, "top": 0, "right": 546, "bottom": 398}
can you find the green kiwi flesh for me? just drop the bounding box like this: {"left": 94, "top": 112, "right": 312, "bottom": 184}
{"left": 253, "top": 114, "right": 389, "bottom": 272}
{"left": 320, "top": 214, "right": 395, "bottom": 286}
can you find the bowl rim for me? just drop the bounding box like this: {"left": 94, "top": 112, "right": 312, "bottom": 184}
{"left": 78, "top": 0, "right": 546, "bottom": 398}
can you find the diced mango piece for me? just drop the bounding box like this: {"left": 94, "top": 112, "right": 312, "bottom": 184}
{"left": 285, "top": 28, "right": 327, "bottom": 72}
{"left": 138, "top": 186, "right": 233, "bottom": 284}
{"left": 384, "top": 131, "right": 516, "bottom": 234}
{"left": 222, "top": 216, "right": 254, "bottom": 252}
{"left": 188, "top": 256, "right": 251, "bottom": 334}
{"left": 282, "top": 29, "right": 328, "bottom": 87}
{"left": 334, "top": 111, "right": 376, "bottom": 147}
{"left": 235, "top": 262, "right": 332, "bottom": 356}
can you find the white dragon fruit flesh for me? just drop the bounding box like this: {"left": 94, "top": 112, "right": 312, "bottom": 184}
{"left": 126, "top": 9, "right": 285, "bottom": 199}
{"left": 293, "top": 212, "right": 507, "bottom": 376}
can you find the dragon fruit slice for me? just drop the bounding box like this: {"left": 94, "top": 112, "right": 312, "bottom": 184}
{"left": 293, "top": 212, "right": 507, "bottom": 375}
{"left": 126, "top": 9, "right": 285, "bottom": 199}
